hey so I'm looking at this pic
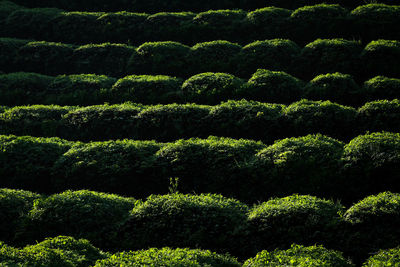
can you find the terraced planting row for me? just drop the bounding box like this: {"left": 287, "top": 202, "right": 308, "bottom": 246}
{"left": 1, "top": 132, "right": 399, "bottom": 204}
{"left": 2, "top": 38, "right": 399, "bottom": 81}
{"left": 1, "top": 100, "right": 399, "bottom": 142}
{"left": 7, "top": 0, "right": 398, "bottom": 12}
{"left": 2, "top": 71, "right": 399, "bottom": 106}
{"left": 2, "top": 3, "right": 399, "bottom": 45}
{"left": 1, "top": 188, "right": 400, "bottom": 265}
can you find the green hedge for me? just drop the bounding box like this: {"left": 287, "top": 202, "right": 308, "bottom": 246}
{"left": 243, "top": 244, "right": 354, "bottom": 267}
{"left": 2, "top": 37, "right": 400, "bottom": 81}
{"left": 23, "top": 190, "right": 137, "bottom": 249}
{"left": 363, "top": 247, "right": 400, "bottom": 267}
{"left": 343, "top": 192, "right": 400, "bottom": 264}
{"left": 1, "top": 99, "right": 398, "bottom": 143}
{"left": 94, "top": 247, "right": 240, "bottom": 267}
{"left": 2, "top": 3, "right": 400, "bottom": 45}
{"left": 119, "top": 193, "right": 248, "bottom": 253}
{"left": 2, "top": 70, "right": 397, "bottom": 107}
{"left": 1, "top": 133, "right": 399, "bottom": 204}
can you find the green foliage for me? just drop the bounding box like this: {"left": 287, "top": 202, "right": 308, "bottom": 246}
{"left": 51, "top": 140, "right": 164, "bottom": 196}
{"left": 94, "top": 247, "right": 240, "bottom": 267}
{"left": 0, "top": 1, "right": 23, "bottom": 21}
{"left": 358, "top": 100, "right": 400, "bottom": 133}
{"left": 304, "top": 73, "right": 362, "bottom": 105}
{"left": 0, "top": 38, "right": 29, "bottom": 72}
{"left": 128, "top": 41, "right": 190, "bottom": 77}
{"left": 15, "top": 41, "right": 74, "bottom": 75}
{"left": 342, "top": 132, "right": 400, "bottom": 198}
{"left": 119, "top": 193, "right": 248, "bottom": 253}
{"left": 248, "top": 195, "right": 345, "bottom": 252}
{"left": 296, "top": 39, "right": 362, "bottom": 79}
{"left": 246, "top": 7, "right": 291, "bottom": 26}
{"left": 111, "top": 75, "right": 182, "bottom": 104}
{"left": 361, "top": 40, "right": 400, "bottom": 78}
{"left": 253, "top": 134, "right": 345, "bottom": 198}
{"left": 343, "top": 192, "right": 400, "bottom": 264}
{"left": 32, "top": 236, "right": 109, "bottom": 266}
{"left": 181, "top": 72, "right": 244, "bottom": 104}
{"left": 244, "top": 244, "right": 354, "bottom": 267}
{"left": 155, "top": 136, "right": 265, "bottom": 200}
{"left": 363, "top": 247, "right": 400, "bottom": 267}
{"left": 284, "top": 100, "right": 357, "bottom": 140}
{"left": 242, "top": 69, "right": 304, "bottom": 103}
{"left": 72, "top": 43, "right": 134, "bottom": 77}
{"left": 25, "top": 190, "right": 137, "bottom": 249}
{"left": 0, "top": 189, "right": 40, "bottom": 243}
{"left": 0, "top": 72, "right": 54, "bottom": 106}
{"left": 363, "top": 76, "right": 400, "bottom": 100}
{"left": 189, "top": 40, "right": 242, "bottom": 74}
{"left": 0, "top": 135, "right": 73, "bottom": 192}
{"left": 237, "top": 39, "right": 300, "bottom": 76}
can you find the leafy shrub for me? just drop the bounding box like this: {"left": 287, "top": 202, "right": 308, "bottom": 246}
{"left": 252, "top": 134, "right": 345, "bottom": 198}
{"left": 25, "top": 190, "right": 137, "bottom": 249}
{"left": 94, "top": 247, "right": 240, "bottom": 267}
{"left": 111, "top": 75, "right": 182, "bottom": 104}
{"left": 363, "top": 247, "right": 400, "bottom": 267}
{"left": 236, "top": 39, "right": 300, "bottom": 76}
{"left": 0, "top": 189, "right": 40, "bottom": 243}
{"left": 155, "top": 136, "right": 265, "bottom": 200}
{"left": 0, "top": 1, "right": 23, "bottom": 21}
{"left": 243, "top": 244, "right": 354, "bottom": 267}
{"left": 361, "top": 40, "right": 400, "bottom": 79}
{"left": 0, "top": 72, "right": 54, "bottom": 106}
{"left": 204, "top": 100, "right": 285, "bottom": 143}
{"left": 119, "top": 193, "right": 248, "bottom": 253}
{"left": 132, "top": 104, "right": 210, "bottom": 141}
{"left": 32, "top": 236, "right": 109, "bottom": 267}
{"left": 289, "top": 4, "right": 350, "bottom": 43}
{"left": 0, "top": 135, "right": 73, "bottom": 192}
{"left": 181, "top": 72, "right": 245, "bottom": 104}
{"left": 72, "top": 43, "right": 135, "bottom": 77}
{"left": 46, "top": 74, "right": 116, "bottom": 105}
{"left": 295, "top": 39, "right": 362, "bottom": 79}
{"left": 343, "top": 192, "right": 400, "bottom": 264}
{"left": 0, "top": 105, "right": 72, "bottom": 137}
{"left": 351, "top": 4, "right": 400, "bottom": 41}
{"left": 189, "top": 40, "right": 242, "bottom": 74}
{"left": 363, "top": 76, "right": 400, "bottom": 100}
{"left": 15, "top": 41, "right": 74, "bottom": 75}
{"left": 304, "top": 73, "right": 362, "bottom": 105}
{"left": 248, "top": 195, "right": 345, "bottom": 253}
{"left": 60, "top": 104, "right": 143, "bottom": 141}
{"left": 358, "top": 100, "right": 400, "bottom": 133}
{"left": 342, "top": 132, "right": 400, "bottom": 199}
{"left": 283, "top": 99, "right": 357, "bottom": 140}
{"left": 51, "top": 140, "right": 165, "bottom": 196}
{"left": 128, "top": 41, "right": 190, "bottom": 77}
{"left": 241, "top": 69, "right": 304, "bottom": 103}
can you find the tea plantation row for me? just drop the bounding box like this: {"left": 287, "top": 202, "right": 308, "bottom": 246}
{"left": 1, "top": 188, "right": 400, "bottom": 265}
{"left": 2, "top": 2, "right": 399, "bottom": 45}
{"left": 1, "top": 132, "right": 399, "bottom": 204}
{"left": 7, "top": 0, "right": 398, "bottom": 12}
{"left": 1, "top": 71, "right": 399, "bottom": 106}
{"left": 5, "top": 236, "right": 391, "bottom": 266}
{"left": 2, "top": 38, "right": 399, "bottom": 81}
{"left": 2, "top": 99, "right": 399, "bottom": 141}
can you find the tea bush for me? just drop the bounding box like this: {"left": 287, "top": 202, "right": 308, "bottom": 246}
{"left": 363, "top": 76, "right": 400, "bottom": 100}
{"left": 363, "top": 247, "right": 400, "bottom": 267}
{"left": 358, "top": 100, "right": 400, "bottom": 133}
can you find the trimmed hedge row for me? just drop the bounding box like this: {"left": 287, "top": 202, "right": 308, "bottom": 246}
{"left": 1, "top": 71, "right": 400, "bottom": 106}
{"left": 1, "top": 99, "right": 399, "bottom": 143}
{"left": 0, "top": 132, "right": 399, "bottom": 203}
{"left": 2, "top": 38, "right": 400, "bottom": 81}
{"left": 1, "top": 189, "right": 399, "bottom": 264}
{"left": 8, "top": 0, "right": 399, "bottom": 12}
{"left": 1, "top": 3, "right": 400, "bottom": 45}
